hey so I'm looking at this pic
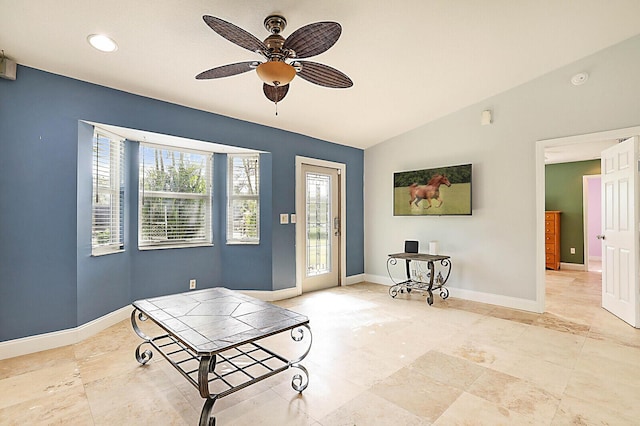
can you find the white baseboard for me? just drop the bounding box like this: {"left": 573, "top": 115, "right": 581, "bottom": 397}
{"left": 365, "top": 273, "right": 395, "bottom": 286}
{"left": 344, "top": 274, "right": 365, "bottom": 285}
{"left": 447, "top": 287, "right": 539, "bottom": 312}
{"left": 364, "top": 274, "right": 538, "bottom": 312}
{"left": 245, "top": 274, "right": 366, "bottom": 301}
{"left": 0, "top": 305, "right": 132, "bottom": 361}
{"left": 560, "top": 262, "right": 586, "bottom": 271}
{"left": 241, "top": 286, "right": 300, "bottom": 302}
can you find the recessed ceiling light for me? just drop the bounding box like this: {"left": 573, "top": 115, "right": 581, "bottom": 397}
{"left": 87, "top": 34, "right": 118, "bottom": 52}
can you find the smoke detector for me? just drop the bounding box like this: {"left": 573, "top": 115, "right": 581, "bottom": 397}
{"left": 570, "top": 72, "right": 589, "bottom": 86}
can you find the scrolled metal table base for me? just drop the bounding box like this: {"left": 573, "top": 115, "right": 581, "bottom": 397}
{"left": 289, "top": 324, "right": 312, "bottom": 392}
{"left": 387, "top": 257, "right": 452, "bottom": 305}
{"left": 131, "top": 310, "right": 154, "bottom": 364}
{"left": 132, "top": 309, "right": 312, "bottom": 425}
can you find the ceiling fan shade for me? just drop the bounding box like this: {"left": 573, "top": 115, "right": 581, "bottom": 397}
{"left": 297, "top": 61, "right": 353, "bottom": 88}
{"left": 283, "top": 22, "right": 342, "bottom": 58}
{"left": 256, "top": 61, "right": 296, "bottom": 86}
{"left": 195, "top": 61, "right": 257, "bottom": 79}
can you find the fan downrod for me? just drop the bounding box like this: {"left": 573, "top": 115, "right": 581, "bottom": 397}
{"left": 264, "top": 15, "right": 287, "bottom": 34}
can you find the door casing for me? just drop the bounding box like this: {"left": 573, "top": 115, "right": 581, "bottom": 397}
{"left": 295, "top": 156, "right": 346, "bottom": 296}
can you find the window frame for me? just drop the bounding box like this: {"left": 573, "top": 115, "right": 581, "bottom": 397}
{"left": 227, "top": 153, "right": 260, "bottom": 244}
{"left": 138, "top": 142, "right": 213, "bottom": 250}
{"left": 91, "top": 130, "right": 125, "bottom": 256}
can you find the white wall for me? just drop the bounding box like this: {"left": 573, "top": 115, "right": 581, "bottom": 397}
{"left": 364, "top": 34, "right": 640, "bottom": 310}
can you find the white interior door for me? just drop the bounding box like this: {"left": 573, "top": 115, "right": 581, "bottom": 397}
{"left": 301, "top": 164, "right": 340, "bottom": 293}
{"left": 601, "top": 137, "right": 639, "bottom": 327}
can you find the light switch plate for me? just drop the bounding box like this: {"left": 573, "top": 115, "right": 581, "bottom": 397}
{"left": 290, "top": 214, "right": 296, "bottom": 223}
{"left": 280, "top": 213, "right": 289, "bottom": 224}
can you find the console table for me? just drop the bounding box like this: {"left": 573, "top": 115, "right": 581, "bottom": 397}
{"left": 131, "top": 287, "right": 311, "bottom": 426}
{"left": 387, "top": 253, "right": 452, "bottom": 305}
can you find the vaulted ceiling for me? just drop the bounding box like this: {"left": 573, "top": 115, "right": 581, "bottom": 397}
{"left": 2, "top": 1, "right": 640, "bottom": 149}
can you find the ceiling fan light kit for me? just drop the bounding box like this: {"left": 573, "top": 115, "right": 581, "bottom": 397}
{"left": 256, "top": 61, "right": 296, "bottom": 86}
{"left": 197, "top": 14, "right": 353, "bottom": 114}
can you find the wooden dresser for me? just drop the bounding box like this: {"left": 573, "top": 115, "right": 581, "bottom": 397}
{"left": 545, "top": 211, "right": 561, "bottom": 270}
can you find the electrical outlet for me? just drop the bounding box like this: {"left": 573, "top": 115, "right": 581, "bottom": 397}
{"left": 189, "top": 279, "right": 196, "bottom": 289}
{"left": 570, "top": 248, "right": 576, "bottom": 254}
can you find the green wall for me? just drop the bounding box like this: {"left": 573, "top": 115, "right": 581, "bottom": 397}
{"left": 545, "top": 160, "right": 601, "bottom": 265}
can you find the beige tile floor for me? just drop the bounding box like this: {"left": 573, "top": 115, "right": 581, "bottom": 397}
{"left": 1, "top": 270, "right": 640, "bottom": 425}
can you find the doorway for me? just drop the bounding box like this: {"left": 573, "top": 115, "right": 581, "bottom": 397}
{"left": 583, "top": 175, "right": 602, "bottom": 272}
{"left": 295, "top": 156, "right": 346, "bottom": 295}
{"left": 536, "top": 126, "right": 640, "bottom": 318}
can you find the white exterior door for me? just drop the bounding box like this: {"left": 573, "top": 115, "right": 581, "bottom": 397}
{"left": 301, "top": 164, "right": 340, "bottom": 293}
{"left": 601, "top": 137, "right": 639, "bottom": 327}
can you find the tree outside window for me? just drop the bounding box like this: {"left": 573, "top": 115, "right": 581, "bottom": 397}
{"left": 227, "top": 154, "right": 260, "bottom": 243}
{"left": 139, "top": 144, "right": 212, "bottom": 248}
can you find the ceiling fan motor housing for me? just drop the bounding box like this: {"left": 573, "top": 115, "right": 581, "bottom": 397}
{"left": 264, "top": 34, "right": 286, "bottom": 54}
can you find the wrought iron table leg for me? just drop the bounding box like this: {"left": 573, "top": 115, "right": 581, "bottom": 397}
{"left": 131, "top": 310, "right": 153, "bottom": 364}
{"left": 289, "top": 324, "right": 312, "bottom": 392}
{"left": 199, "top": 397, "right": 218, "bottom": 426}
{"left": 426, "top": 261, "right": 435, "bottom": 305}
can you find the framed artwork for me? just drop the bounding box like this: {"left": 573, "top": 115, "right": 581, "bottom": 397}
{"left": 393, "top": 163, "right": 472, "bottom": 216}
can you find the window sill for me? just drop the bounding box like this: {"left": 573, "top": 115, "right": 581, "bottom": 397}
{"left": 226, "top": 241, "right": 260, "bottom": 245}
{"left": 138, "top": 243, "right": 214, "bottom": 251}
{"left": 91, "top": 249, "right": 125, "bottom": 257}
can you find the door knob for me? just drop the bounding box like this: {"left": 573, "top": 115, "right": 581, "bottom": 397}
{"left": 596, "top": 234, "right": 605, "bottom": 240}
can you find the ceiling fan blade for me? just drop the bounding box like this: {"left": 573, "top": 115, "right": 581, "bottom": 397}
{"left": 195, "top": 61, "right": 257, "bottom": 79}
{"left": 263, "top": 83, "right": 289, "bottom": 103}
{"left": 203, "top": 15, "right": 266, "bottom": 53}
{"left": 297, "top": 61, "right": 353, "bottom": 88}
{"left": 283, "top": 22, "right": 341, "bottom": 58}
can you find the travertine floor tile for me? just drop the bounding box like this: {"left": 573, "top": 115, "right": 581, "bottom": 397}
{"left": 318, "top": 391, "right": 428, "bottom": 426}
{"left": 370, "top": 366, "right": 462, "bottom": 421}
{"left": 408, "top": 350, "right": 487, "bottom": 390}
{"left": 0, "top": 385, "right": 93, "bottom": 426}
{"left": 0, "top": 345, "right": 76, "bottom": 380}
{"left": 434, "top": 391, "right": 538, "bottom": 425}
{"left": 0, "top": 359, "right": 81, "bottom": 410}
{"left": 552, "top": 393, "right": 639, "bottom": 426}
{"left": 1, "top": 271, "right": 639, "bottom": 425}
{"left": 467, "top": 369, "right": 560, "bottom": 424}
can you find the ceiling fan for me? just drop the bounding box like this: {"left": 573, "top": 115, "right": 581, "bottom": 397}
{"left": 196, "top": 14, "right": 353, "bottom": 113}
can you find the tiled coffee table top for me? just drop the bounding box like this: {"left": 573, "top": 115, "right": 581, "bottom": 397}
{"left": 133, "top": 287, "right": 308, "bottom": 355}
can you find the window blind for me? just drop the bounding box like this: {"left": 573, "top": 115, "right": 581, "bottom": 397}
{"left": 227, "top": 154, "right": 260, "bottom": 243}
{"left": 92, "top": 132, "right": 125, "bottom": 255}
{"left": 139, "top": 144, "right": 212, "bottom": 248}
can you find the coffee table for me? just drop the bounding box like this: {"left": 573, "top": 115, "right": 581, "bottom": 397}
{"left": 131, "top": 287, "right": 311, "bottom": 425}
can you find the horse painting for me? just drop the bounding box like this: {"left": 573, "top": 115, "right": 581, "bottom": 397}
{"left": 408, "top": 174, "right": 451, "bottom": 209}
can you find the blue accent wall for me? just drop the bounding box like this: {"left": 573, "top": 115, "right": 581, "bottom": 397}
{"left": 0, "top": 66, "right": 364, "bottom": 341}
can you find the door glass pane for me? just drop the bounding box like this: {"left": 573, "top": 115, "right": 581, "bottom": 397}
{"left": 306, "top": 172, "right": 331, "bottom": 276}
